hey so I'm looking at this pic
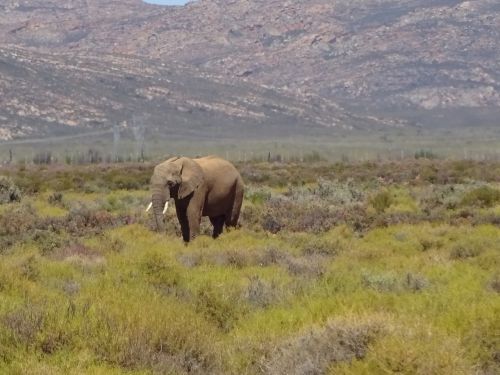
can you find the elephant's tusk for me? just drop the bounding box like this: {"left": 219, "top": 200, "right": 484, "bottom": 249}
{"left": 146, "top": 202, "right": 152, "bottom": 212}
{"left": 162, "top": 201, "right": 169, "bottom": 214}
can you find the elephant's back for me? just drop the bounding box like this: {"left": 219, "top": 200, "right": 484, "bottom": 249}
{"left": 195, "top": 156, "right": 240, "bottom": 180}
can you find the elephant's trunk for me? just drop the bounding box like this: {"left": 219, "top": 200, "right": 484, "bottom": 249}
{"left": 151, "top": 187, "right": 169, "bottom": 233}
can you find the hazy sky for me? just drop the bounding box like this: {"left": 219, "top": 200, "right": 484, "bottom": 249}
{"left": 143, "top": 0, "right": 190, "bottom": 5}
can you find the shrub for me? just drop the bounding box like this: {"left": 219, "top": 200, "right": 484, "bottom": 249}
{"left": 361, "top": 271, "right": 399, "bottom": 292}
{"left": 2, "top": 298, "right": 75, "bottom": 356}
{"left": 259, "top": 319, "right": 381, "bottom": 375}
{"left": 0, "top": 204, "right": 37, "bottom": 236}
{"left": 66, "top": 205, "right": 117, "bottom": 234}
{"left": 361, "top": 271, "right": 428, "bottom": 293}
{"left": 52, "top": 242, "right": 98, "bottom": 261}
{"left": 419, "top": 164, "right": 439, "bottom": 183}
{"left": 240, "top": 205, "right": 261, "bottom": 230}
{"left": 315, "top": 178, "right": 364, "bottom": 204}
{"left": 450, "top": 241, "right": 485, "bottom": 260}
{"left": 370, "top": 190, "right": 393, "bottom": 213}
{"left": 141, "top": 251, "right": 181, "bottom": 293}
{"left": 47, "top": 192, "right": 63, "bottom": 206}
{"left": 300, "top": 238, "right": 340, "bottom": 257}
{"left": 489, "top": 274, "right": 500, "bottom": 293}
{"left": 243, "top": 275, "right": 280, "bottom": 308}
{"left": 217, "top": 249, "right": 252, "bottom": 268}
{"left": 341, "top": 330, "right": 474, "bottom": 374}
{"left": 419, "top": 237, "right": 443, "bottom": 251}
{"left": 111, "top": 174, "right": 142, "bottom": 190}
{"left": 32, "top": 230, "right": 69, "bottom": 256}
{"left": 196, "top": 283, "right": 246, "bottom": 331}
{"left": 16, "top": 255, "right": 41, "bottom": 281}
{"left": 284, "top": 255, "right": 326, "bottom": 278}
{"left": 259, "top": 247, "right": 290, "bottom": 266}
{"left": 293, "top": 206, "right": 336, "bottom": 233}
{"left": 461, "top": 186, "right": 500, "bottom": 208}
{"left": 84, "top": 296, "right": 220, "bottom": 373}
{"left": 283, "top": 178, "right": 364, "bottom": 206}
{"left": 96, "top": 232, "right": 125, "bottom": 253}
{"left": 262, "top": 214, "right": 282, "bottom": 234}
{"left": 245, "top": 187, "right": 272, "bottom": 205}
{"left": 3, "top": 302, "right": 45, "bottom": 347}
{"left": 0, "top": 176, "right": 21, "bottom": 203}
{"left": 404, "top": 273, "right": 428, "bottom": 292}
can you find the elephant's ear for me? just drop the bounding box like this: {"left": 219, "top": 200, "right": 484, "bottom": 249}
{"left": 178, "top": 158, "right": 204, "bottom": 199}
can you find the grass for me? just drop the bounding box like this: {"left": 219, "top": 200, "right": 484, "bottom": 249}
{"left": 0, "top": 160, "right": 499, "bottom": 374}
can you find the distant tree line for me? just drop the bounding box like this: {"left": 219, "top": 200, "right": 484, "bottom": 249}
{"left": 27, "top": 149, "right": 150, "bottom": 166}
{"left": 2, "top": 147, "right": 500, "bottom": 166}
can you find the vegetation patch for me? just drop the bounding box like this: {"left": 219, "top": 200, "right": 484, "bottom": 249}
{"left": 0, "top": 160, "right": 499, "bottom": 373}
{"left": 259, "top": 318, "right": 382, "bottom": 375}
{"left": 0, "top": 176, "right": 21, "bottom": 204}
{"left": 461, "top": 185, "right": 500, "bottom": 208}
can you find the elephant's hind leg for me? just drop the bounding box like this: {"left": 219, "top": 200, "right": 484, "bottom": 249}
{"left": 210, "top": 215, "right": 225, "bottom": 239}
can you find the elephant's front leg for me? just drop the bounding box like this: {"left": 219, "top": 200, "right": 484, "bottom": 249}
{"left": 175, "top": 205, "right": 190, "bottom": 242}
{"left": 184, "top": 199, "right": 203, "bottom": 242}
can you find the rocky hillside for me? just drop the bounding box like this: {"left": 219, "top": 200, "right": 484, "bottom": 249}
{"left": 1, "top": 0, "right": 499, "bottom": 139}
{"left": 2, "top": 46, "right": 396, "bottom": 140}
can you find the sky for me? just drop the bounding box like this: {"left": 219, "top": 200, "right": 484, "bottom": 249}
{"left": 143, "top": 0, "right": 191, "bottom": 5}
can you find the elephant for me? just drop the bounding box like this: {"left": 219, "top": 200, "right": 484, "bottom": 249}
{"left": 147, "top": 155, "right": 244, "bottom": 242}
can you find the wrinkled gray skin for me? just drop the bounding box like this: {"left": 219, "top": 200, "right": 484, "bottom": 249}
{"left": 150, "top": 156, "right": 244, "bottom": 242}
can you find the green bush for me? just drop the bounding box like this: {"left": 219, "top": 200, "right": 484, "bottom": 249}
{"left": 195, "top": 283, "right": 246, "bottom": 331}
{"left": 141, "top": 251, "right": 181, "bottom": 292}
{"left": 370, "top": 190, "right": 393, "bottom": 213}
{"left": 461, "top": 186, "right": 500, "bottom": 208}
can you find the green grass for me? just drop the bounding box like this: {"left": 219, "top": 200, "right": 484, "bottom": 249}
{"left": 0, "top": 160, "right": 499, "bottom": 374}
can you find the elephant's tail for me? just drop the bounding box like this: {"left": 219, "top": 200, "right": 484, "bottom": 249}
{"left": 226, "top": 177, "right": 244, "bottom": 227}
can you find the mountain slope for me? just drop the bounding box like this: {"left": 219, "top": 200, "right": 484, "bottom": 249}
{"left": 1, "top": 0, "right": 499, "bottom": 139}
{"left": 1, "top": 46, "right": 402, "bottom": 140}
{"left": 3, "top": 0, "right": 499, "bottom": 107}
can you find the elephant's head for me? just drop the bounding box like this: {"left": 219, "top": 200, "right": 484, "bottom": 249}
{"left": 148, "top": 156, "right": 204, "bottom": 232}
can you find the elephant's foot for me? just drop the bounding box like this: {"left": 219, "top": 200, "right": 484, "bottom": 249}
{"left": 210, "top": 215, "right": 225, "bottom": 239}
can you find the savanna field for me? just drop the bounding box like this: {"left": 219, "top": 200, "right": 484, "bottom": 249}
{"left": 0, "top": 159, "right": 499, "bottom": 374}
